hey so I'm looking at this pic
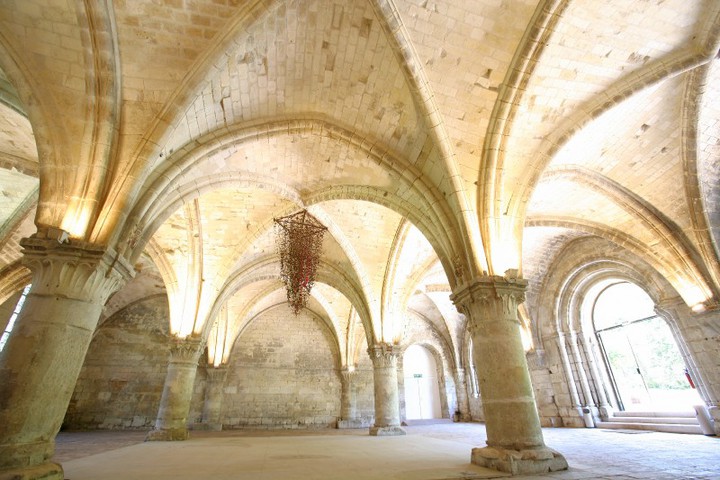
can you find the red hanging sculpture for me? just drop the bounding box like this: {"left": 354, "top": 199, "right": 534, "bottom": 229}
{"left": 273, "top": 210, "right": 327, "bottom": 314}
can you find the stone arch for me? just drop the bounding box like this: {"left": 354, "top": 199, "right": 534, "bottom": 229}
{"left": 479, "top": 0, "right": 720, "bottom": 275}
{"left": 403, "top": 310, "right": 458, "bottom": 419}
{"left": 685, "top": 60, "right": 720, "bottom": 289}
{"left": 120, "top": 118, "right": 464, "bottom": 286}
{"left": 0, "top": 262, "right": 31, "bottom": 306}
{"left": 535, "top": 235, "right": 713, "bottom": 424}
{"left": 526, "top": 215, "right": 709, "bottom": 308}
{"left": 206, "top": 255, "right": 373, "bottom": 348}
{"left": 0, "top": 35, "right": 66, "bottom": 232}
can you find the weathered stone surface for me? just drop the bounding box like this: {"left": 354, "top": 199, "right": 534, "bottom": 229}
{"left": 222, "top": 306, "right": 341, "bottom": 429}
{"left": 453, "top": 276, "right": 568, "bottom": 472}
{"left": 471, "top": 445, "right": 568, "bottom": 475}
{"left": 368, "top": 343, "right": 406, "bottom": 436}
{"left": 0, "top": 239, "right": 132, "bottom": 478}
{"left": 64, "top": 295, "right": 170, "bottom": 430}
{"left": 146, "top": 336, "right": 204, "bottom": 441}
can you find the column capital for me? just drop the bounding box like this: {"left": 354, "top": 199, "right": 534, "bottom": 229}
{"left": 339, "top": 366, "right": 356, "bottom": 383}
{"left": 451, "top": 276, "right": 527, "bottom": 314}
{"left": 169, "top": 337, "right": 204, "bottom": 365}
{"left": 368, "top": 343, "right": 401, "bottom": 368}
{"left": 451, "top": 276, "right": 527, "bottom": 335}
{"left": 205, "top": 365, "right": 228, "bottom": 382}
{"left": 20, "top": 235, "right": 134, "bottom": 304}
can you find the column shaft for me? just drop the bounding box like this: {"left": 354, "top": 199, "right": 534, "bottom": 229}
{"left": 452, "top": 276, "right": 568, "bottom": 475}
{"left": 368, "top": 343, "right": 405, "bottom": 436}
{"left": 0, "top": 237, "right": 131, "bottom": 480}
{"left": 146, "top": 337, "right": 203, "bottom": 441}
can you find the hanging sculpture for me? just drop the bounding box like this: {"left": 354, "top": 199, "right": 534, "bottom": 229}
{"left": 273, "top": 209, "right": 327, "bottom": 314}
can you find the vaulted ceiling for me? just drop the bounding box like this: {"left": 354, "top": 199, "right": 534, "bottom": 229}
{"left": 0, "top": 0, "right": 718, "bottom": 362}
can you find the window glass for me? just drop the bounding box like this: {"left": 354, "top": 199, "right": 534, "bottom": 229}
{"left": 0, "top": 284, "right": 31, "bottom": 351}
{"left": 593, "top": 282, "right": 655, "bottom": 330}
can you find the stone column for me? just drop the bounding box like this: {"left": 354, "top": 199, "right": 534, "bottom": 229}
{"left": 368, "top": 343, "right": 406, "bottom": 436}
{"left": 583, "top": 336, "right": 613, "bottom": 420}
{"left": 199, "top": 366, "right": 227, "bottom": 431}
{"left": 451, "top": 276, "right": 568, "bottom": 475}
{"left": 0, "top": 236, "right": 132, "bottom": 480}
{"left": 338, "top": 367, "right": 362, "bottom": 428}
{"left": 454, "top": 368, "right": 471, "bottom": 421}
{"left": 146, "top": 336, "right": 204, "bottom": 441}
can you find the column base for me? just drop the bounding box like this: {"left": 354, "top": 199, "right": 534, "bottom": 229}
{"left": 145, "top": 427, "right": 189, "bottom": 441}
{"left": 598, "top": 405, "right": 614, "bottom": 421}
{"left": 0, "top": 462, "right": 64, "bottom": 480}
{"left": 471, "top": 446, "right": 568, "bottom": 475}
{"left": 705, "top": 406, "right": 719, "bottom": 435}
{"left": 369, "top": 425, "right": 406, "bottom": 436}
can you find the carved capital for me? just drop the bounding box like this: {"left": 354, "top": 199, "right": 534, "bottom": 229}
{"left": 451, "top": 276, "right": 527, "bottom": 334}
{"left": 20, "top": 236, "right": 134, "bottom": 305}
{"left": 340, "top": 366, "right": 356, "bottom": 384}
{"left": 169, "top": 337, "right": 204, "bottom": 365}
{"left": 205, "top": 365, "right": 228, "bottom": 383}
{"left": 368, "top": 343, "right": 401, "bottom": 368}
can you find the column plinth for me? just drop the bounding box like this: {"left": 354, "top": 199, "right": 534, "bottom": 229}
{"left": 0, "top": 237, "right": 132, "bottom": 479}
{"left": 452, "top": 276, "right": 568, "bottom": 475}
{"left": 146, "top": 337, "right": 204, "bottom": 441}
{"left": 368, "top": 343, "right": 406, "bottom": 436}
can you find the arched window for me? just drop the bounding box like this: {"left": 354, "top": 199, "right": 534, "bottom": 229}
{"left": 0, "top": 284, "right": 31, "bottom": 352}
{"left": 592, "top": 281, "right": 700, "bottom": 411}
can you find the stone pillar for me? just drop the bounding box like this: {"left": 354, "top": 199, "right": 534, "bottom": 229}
{"left": 146, "top": 336, "right": 204, "bottom": 441}
{"left": 338, "top": 367, "right": 363, "bottom": 428}
{"left": 455, "top": 368, "right": 471, "bottom": 421}
{"left": 0, "top": 236, "right": 132, "bottom": 480}
{"left": 451, "top": 276, "right": 568, "bottom": 475}
{"left": 583, "top": 336, "right": 613, "bottom": 420}
{"left": 368, "top": 343, "right": 406, "bottom": 436}
{"left": 569, "top": 331, "right": 598, "bottom": 425}
{"left": 199, "top": 366, "right": 227, "bottom": 431}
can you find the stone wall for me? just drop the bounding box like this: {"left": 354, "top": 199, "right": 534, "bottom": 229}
{"left": 221, "top": 305, "right": 342, "bottom": 429}
{"left": 63, "top": 295, "right": 170, "bottom": 430}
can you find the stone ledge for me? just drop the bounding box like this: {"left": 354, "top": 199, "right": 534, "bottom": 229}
{"left": 369, "top": 425, "right": 407, "bottom": 436}
{"left": 471, "top": 445, "right": 568, "bottom": 475}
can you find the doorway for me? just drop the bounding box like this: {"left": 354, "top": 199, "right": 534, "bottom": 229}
{"left": 403, "top": 345, "right": 442, "bottom": 420}
{"left": 593, "top": 282, "right": 702, "bottom": 411}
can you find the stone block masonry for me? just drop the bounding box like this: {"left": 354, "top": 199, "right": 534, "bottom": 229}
{"left": 222, "top": 305, "right": 342, "bottom": 429}
{"left": 63, "top": 296, "right": 170, "bottom": 430}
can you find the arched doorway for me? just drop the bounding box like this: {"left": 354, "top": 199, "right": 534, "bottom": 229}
{"left": 403, "top": 345, "right": 442, "bottom": 420}
{"left": 592, "top": 282, "right": 702, "bottom": 411}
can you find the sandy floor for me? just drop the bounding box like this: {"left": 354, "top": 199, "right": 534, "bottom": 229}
{"left": 55, "top": 422, "right": 719, "bottom": 479}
